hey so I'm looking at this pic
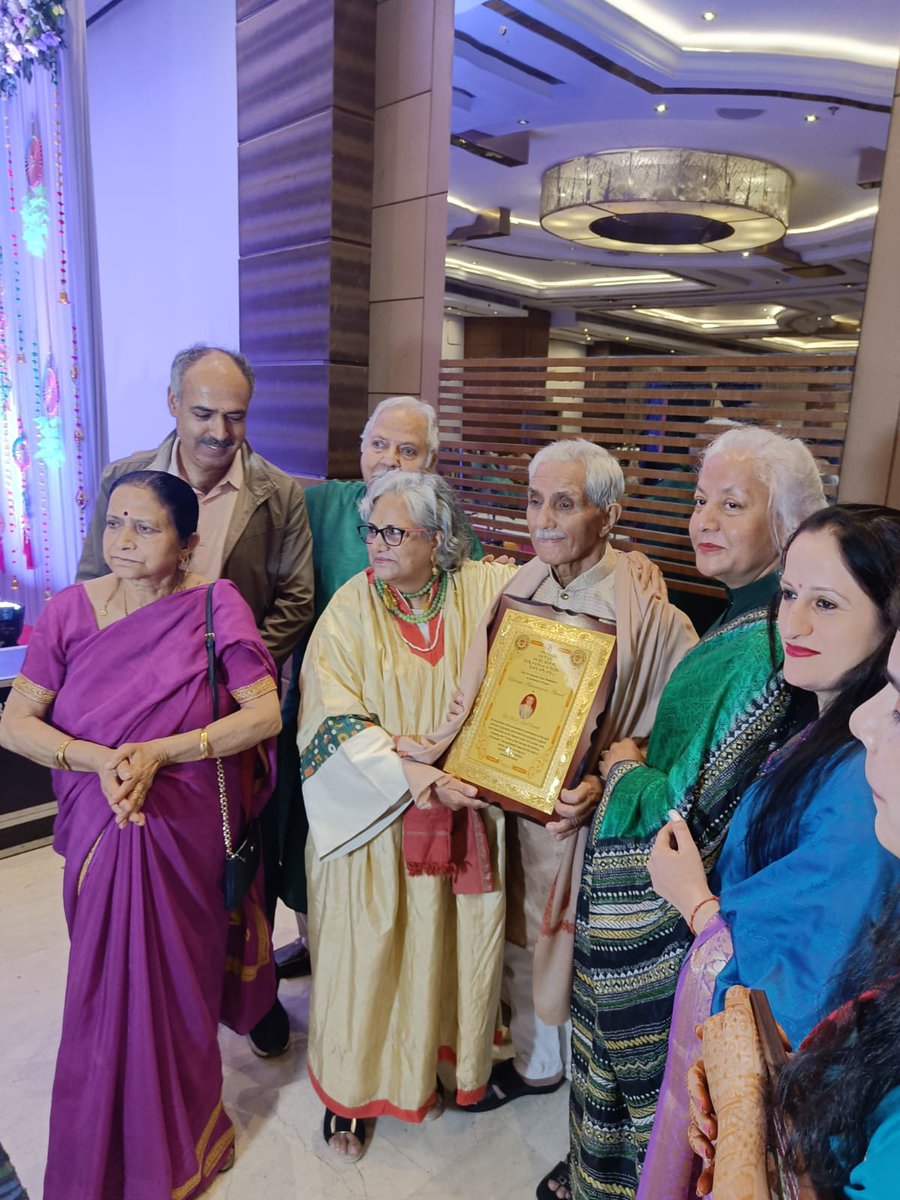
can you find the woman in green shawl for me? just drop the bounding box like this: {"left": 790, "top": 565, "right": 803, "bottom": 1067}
{"left": 541, "top": 424, "right": 826, "bottom": 1200}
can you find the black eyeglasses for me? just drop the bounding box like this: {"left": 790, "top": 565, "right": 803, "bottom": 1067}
{"left": 357, "top": 523, "right": 429, "bottom": 547}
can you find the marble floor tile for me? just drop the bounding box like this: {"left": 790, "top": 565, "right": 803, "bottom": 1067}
{"left": 0, "top": 846, "right": 568, "bottom": 1199}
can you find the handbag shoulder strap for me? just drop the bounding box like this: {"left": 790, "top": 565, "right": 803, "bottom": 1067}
{"left": 205, "top": 582, "right": 219, "bottom": 722}
{"left": 205, "top": 580, "right": 257, "bottom": 831}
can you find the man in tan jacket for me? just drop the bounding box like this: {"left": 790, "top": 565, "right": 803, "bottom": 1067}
{"left": 76, "top": 344, "right": 314, "bottom": 1057}
{"left": 76, "top": 344, "right": 313, "bottom": 668}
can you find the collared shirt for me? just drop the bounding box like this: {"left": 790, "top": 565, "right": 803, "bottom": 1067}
{"left": 167, "top": 438, "right": 244, "bottom": 579}
{"left": 531, "top": 543, "right": 619, "bottom": 621}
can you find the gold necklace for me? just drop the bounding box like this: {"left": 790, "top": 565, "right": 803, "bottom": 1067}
{"left": 99, "top": 579, "right": 124, "bottom": 619}
{"left": 99, "top": 576, "right": 185, "bottom": 619}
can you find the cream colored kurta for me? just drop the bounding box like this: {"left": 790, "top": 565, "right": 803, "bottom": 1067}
{"left": 299, "top": 559, "right": 516, "bottom": 1119}
{"left": 508, "top": 548, "right": 620, "bottom": 951}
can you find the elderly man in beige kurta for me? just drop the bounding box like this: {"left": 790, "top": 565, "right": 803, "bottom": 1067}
{"left": 408, "top": 439, "right": 697, "bottom": 1109}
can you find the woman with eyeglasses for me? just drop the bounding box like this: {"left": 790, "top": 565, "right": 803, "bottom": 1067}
{"left": 298, "top": 470, "right": 517, "bottom": 1160}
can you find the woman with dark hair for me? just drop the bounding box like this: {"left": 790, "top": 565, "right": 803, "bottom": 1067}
{"left": 687, "top": 595, "right": 900, "bottom": 1197}
{"left": 0, "top": 470, "right": 282, "bottom": 1200}
{"left": 775, "top": 604, "right": 900, "bottom": 1196}
{"left": 639, "top": 504, "right": 900, "bottom": 1199}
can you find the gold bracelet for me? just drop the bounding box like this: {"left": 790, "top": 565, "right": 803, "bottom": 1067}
{"left": 199, "top": 728, "right": 210, "bottom": 760}
{"left": 55, "top": 737, "right": 75, "bottom": 771}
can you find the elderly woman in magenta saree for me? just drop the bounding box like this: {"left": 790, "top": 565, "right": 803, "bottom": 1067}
{"left": 0, "top": 473, "right": 281, "bottom": 1200}
{"left": 24, "top": 581, "right": 277, "bottom": 1199}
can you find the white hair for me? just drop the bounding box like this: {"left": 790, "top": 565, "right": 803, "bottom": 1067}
{"left": 359, "top": 470, "right": 470, "bottom": 572}
{"left": 528, "top": 439, "right": 625, "bottom": 510}
{"left": 360, "top": 395, "right": 439, "bottom": 464}
{"left": 700, "top": 424, "right": 826, "bottom": 551}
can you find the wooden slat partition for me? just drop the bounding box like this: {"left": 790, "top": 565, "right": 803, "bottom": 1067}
{"left": 438, "top": 354, "right": 854, "bottom": 598}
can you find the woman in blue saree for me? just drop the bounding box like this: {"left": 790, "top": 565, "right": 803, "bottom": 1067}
{"left": 640, "top": 503, "right": 900, "bottom": 1200}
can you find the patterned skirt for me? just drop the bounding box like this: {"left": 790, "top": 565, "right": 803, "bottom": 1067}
{"left": 569, "top": 836, "right": 690, "bottom": 1200}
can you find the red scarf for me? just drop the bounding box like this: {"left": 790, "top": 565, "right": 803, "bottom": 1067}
{"left": 401, "top": 801, "right": 494, "bottom": 894}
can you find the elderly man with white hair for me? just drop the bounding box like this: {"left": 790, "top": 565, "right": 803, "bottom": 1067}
{"left": 272, "top": 396, "right": 483, "bottom": 999}
{"left": 303, "top": 395, "right": 483, "bottom": 619}
{"left": 416, "top": 438, "right": 698, "bottom": 1115}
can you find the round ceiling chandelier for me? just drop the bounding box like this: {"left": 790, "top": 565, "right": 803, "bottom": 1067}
{"left": 540, "top": 148, "right": 792, "bottom": 254}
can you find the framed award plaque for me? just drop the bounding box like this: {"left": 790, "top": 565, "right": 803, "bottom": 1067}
{"left": 443, "top": 596, "right": 617, "bottom": 823}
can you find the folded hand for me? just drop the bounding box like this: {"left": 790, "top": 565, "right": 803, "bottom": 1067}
{"left": 104, "top": 740, "right": 168, "bottom": 829}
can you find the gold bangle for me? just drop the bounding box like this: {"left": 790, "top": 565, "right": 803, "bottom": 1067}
{"left": 55, "top": 737, "right": 75, "bottom": 771}
{"left": 199, "top": 728, "right": 210, "bottom": 760}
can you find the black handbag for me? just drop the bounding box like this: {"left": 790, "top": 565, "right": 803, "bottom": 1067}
{"left": 205, "top": 583, "right": 261, "bottom": 911}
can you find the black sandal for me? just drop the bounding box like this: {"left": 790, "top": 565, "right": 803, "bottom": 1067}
{"left": 536, "top": 1158, "right": 570, "bottom": 1200}
{"left": 464, "top": 1058, "right": 564, "bottom": 1113}
{"left": 322, "top": 1108, "right": 366, "bottom": 1159}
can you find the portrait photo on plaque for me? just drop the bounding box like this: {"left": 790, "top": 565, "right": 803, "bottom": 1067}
{"left": 443, "top": 596, "right": 617, "bottom": 823}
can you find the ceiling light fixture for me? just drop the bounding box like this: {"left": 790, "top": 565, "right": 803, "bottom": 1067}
{"left": 447, "top": 195, "right": 542, "bottom": 228}
{"left": 594, "top": 3, "right": 896, "bottom": 67}
{"left": 761, "top": 336, "right": 859, "bottom": 351}
{"left": 517, "top": 118, "right": 530, "bottom": 126}
{"left": 788, "top": 203, "right": 878, "bottom": 235}
{"left": 444, "top": 255, "right": 682, "bottom": 290}
{"left": 633, "top": 306, "right": 782, "bottom": 329}
{"left": 701, "top": 11, "right": 717, "bottom": 21}
{"left": 804, "top": 114, "right": 819, "bottom": 122}
{"left": 540, "top": 149, "right": 791, "bottom": 254}
{"left": 655, "top": 103, "right": 668, "bottom": 113}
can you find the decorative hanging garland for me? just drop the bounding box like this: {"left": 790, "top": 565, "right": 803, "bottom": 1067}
{"left": 52, "top": 78, "right": 84, "bottom": 533}
{"left": 0, "top": 254, "right": 16, "bottom": 579}
{"left": 2, "top": 104, "right": 26, "bottom": 365}
{"left": 0, "top": 2, "right": 81, "bottom": 598}
{"left": 21, "top": 130, "right": 49, "bottom": 256}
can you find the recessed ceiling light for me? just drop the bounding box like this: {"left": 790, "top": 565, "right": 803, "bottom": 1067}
{"left": 804, "top": 114, "right": 819, "bottom": 122}
{"left": 702, "top": 11, "right": 717, "bottom": 21}
{"left": 742, "top": 251, "right": 751, "bottom": 257}
{"left": 517, "top": 118, "right": 530, "bottom": 126}
{"left": 655, "top": 103, "right": 668, "bottom": 113}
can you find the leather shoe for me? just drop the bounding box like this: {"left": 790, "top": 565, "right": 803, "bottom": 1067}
{"left": 247, "top": 997, "right": 290, "bottom": 1057}
{"left": 275, "top": 937, "right": 312, "bottom": 980}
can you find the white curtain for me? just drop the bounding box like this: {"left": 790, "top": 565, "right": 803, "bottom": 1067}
{"left": 0, "top": 0, "right": 105, "bottom": 627}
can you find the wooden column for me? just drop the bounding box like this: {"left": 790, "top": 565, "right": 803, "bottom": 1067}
{"left": 367, "top": 0, "right": 454, "bottom": 410}
{"left": 840, "top": 68, "right": 900, "bottom": 505}
{"left": 236, "top": 0, "right": 376, "bottom": 479}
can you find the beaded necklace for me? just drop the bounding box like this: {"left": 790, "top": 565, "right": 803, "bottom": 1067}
{"left": 374, "top": 569, "right": 448, "bottom": 624}
{"left": 374, "top": 570, "right": 449, "bottom": 654}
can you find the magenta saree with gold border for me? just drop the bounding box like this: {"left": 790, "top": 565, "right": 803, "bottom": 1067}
{"left": 16, "top": 581, "right": 277, "bottom": 1200}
